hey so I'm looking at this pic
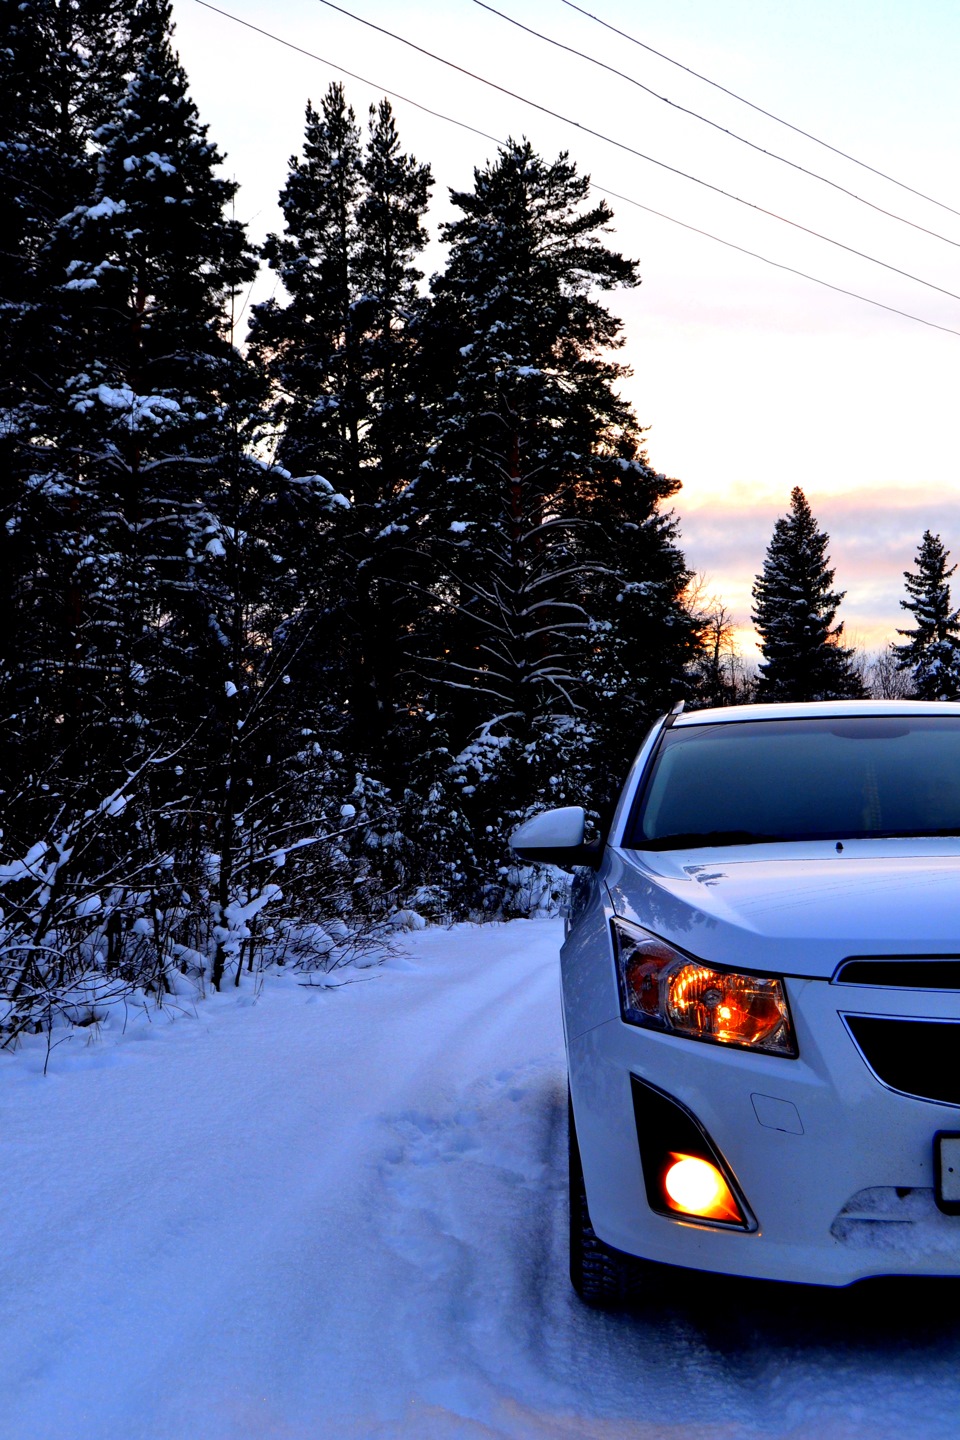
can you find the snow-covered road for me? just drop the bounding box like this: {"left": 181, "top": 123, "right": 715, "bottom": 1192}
{"left": 1, "top": 919, "right": 959, "bottom": 1439}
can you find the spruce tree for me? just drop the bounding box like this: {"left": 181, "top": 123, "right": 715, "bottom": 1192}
{"left": 752, "top": 487, "right": 863, "bottom": 701}
{"left": 0, "top": 0, "right": 140, "bottom": 328}
{"left": 4, "top": 0, "right": 349, "bottom": 984}
{"left": 65, "top": 4, "right": 379, "bottom": 982}
{"left": 0, "top": 0, "right": 147, "bottom": 483}
{"left": 893, "top": 531, "right": 960, "bottom": 699}
{"left": 0, "top": 0, "right": 146, "bottom": 782}
{"left": 18, "top": 0, "right": 258, "bottom": 780}
{"left": 575, "top": 466, "right": 697, "bottom": 792}
{"left": 0, "top": 0, "right": 375, "bottom": 1009}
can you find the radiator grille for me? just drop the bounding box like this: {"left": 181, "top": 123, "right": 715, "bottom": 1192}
{"left": 845, "top": 1015, "right": 960, "bottom": 1105}
{"left": 835, "top": 959, "right": 960, "bottom": 989}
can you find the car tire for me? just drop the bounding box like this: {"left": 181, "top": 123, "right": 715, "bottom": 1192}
{"left": 569, "top": 1091, "right": 653, "bottom": 1307}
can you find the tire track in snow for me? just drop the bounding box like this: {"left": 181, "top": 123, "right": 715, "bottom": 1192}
{"left": 3, "top": 920, "right": 960, "bottom": 1438}
{"left": 364, "top": 931, "right": 739, "bottom": 1433}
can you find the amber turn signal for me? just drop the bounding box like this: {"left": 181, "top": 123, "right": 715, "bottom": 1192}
{"left": 662, "top": 1152, "right": 744, "bottom": 1224}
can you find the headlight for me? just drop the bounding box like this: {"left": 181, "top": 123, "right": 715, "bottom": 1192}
{"left": 612, "top": 917, "right": 797, "bottom": 1057}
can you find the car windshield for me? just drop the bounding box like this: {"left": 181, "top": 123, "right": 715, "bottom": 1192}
{"left": 628, "top": 715, "right": 960, "bottom": 849}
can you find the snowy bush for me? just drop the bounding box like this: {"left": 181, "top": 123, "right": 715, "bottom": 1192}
{"left": 0, "top": 777, "right": 173, "bottom": 1044}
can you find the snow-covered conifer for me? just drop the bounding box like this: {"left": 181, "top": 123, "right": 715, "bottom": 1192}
{"left": 250, "top": 87, "right": 433, "bottom": 775}
{"left": 251, "top": 85, "right": 364, "bottom": 487}
{"left": 0, "top": 0, "right": 147, "bottom": 465}
{"left": 752, "top": 488, "right": 863, "bottom": 701}
{"left": 23, "top": 0, "right": 258, "bottom": 783}
{"left": 3, "top": 0, "right": 340, "bottom": 989}
{"left": 54, "top": 0, "right": 256, "bottom": 451}
{"left": 893, "top": 531, "right": 960, "bottom": 700}
{"left": 0, "top": 0, "right": 146, "bottom": 768}
{"left": 354, "top": 98, "right": 433, "bottom": 501}
{"left": 403, "top": 139, "right": 695, "bottom": 862}
{"left": 575, "top": 465, "right": 697, "bottom": 794}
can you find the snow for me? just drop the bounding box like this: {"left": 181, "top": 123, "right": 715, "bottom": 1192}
{"left": 97, "top": 789, "right": 127, "bottom": 818}
{"left": 220, "top": 884, "right": 283, "bottom": 942}
{"left": 80, "top": 195, "right": 127, "bottom": 222}
{"left": 389, "top": 908, "right": 428, "bottom": 931}
{"left": 139, "top": 150, "right": 177, "bottom": 176}
{"left": 94, "top": 384, "right": 181, "bottom": 429}
{"left": 1, "top": 919, "right": 958, "bottom": 1438}
{"left": 0, "top": 840, "right": 47, "bottom": 883}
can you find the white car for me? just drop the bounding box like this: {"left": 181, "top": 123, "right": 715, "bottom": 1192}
{"left": 511, "top": 700, "right": 960, "bottom": 1304}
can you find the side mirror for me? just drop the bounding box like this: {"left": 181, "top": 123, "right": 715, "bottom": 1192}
{"left": 509, "top": 805, "right": 603, "bottom": 871}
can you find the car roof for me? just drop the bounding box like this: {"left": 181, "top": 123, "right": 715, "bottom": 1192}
{"left": 675, "top": 699, "right": 960, "bottom": 727}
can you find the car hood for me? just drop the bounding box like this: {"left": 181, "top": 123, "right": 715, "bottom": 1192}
{"left": 606, "top": 841, "right": 960, "bottom": 977}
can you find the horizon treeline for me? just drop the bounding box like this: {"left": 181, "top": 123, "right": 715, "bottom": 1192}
{"left": 0, "top": 0, "right": 953, "bottom": 1036}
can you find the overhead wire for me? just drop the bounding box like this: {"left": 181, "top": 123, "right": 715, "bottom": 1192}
{"left": 595, "top": 185, "right": 960, "bottom": 338}
{"left": 561, "top": 0, "right": 960, "bottom": 222}
{"left": 194, "top": 0, "right": 503, "bottom": 149}
{"left": 308, "top": 0, "right": 960, "bottom": 307}
{"left": 474, "top": 0, "right": 960, "bottom": 251}
{"left": 193, "top": 0, "right": 960, "bottom": 339}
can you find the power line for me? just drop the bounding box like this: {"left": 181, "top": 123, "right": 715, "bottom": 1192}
{"left": 475, "top": 0, "right": 960, "bottom": 252}
{"left": 561, "top": 0, "right": 960, "bottom": 222}
{"left": 194, "top": 0, "right": 503, "bottom": 149}
{"left": 193, "top": 0, "right": 960, "bottom": 339}
{"left": 309, "top": 0, "right": 960, "bottom": 307}
{"left": 596, "top": 186, "right": 960, "bottom": 339}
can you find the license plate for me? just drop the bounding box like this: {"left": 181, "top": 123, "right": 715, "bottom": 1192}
{"left": 935, "top": 1132, "right": 960, "bottom": 1214}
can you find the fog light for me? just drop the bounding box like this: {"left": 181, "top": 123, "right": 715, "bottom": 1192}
{"left": 662, "top": 1152, "right": 743, "bottom": 1224}
{"left": 633, "top": 1076, "right": 756, "bottom": 1231}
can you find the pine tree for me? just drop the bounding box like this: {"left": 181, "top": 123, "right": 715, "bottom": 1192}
{"left": 250, "top": 86, "right": 432, "bottom": 773}
{"left": 355, "top": 98, "right": 433, "bottom": 499}
{"left": 251, "top": 85, "right": 364, "bottom": 487}
{"left": 752, "top": 487, "right": 863, "bottom": 701}
{"left": 893, "top": 531, "right": 960, "bottom": 699}
{"left": 403, "top": 139, "right": 696, "bottom": 886}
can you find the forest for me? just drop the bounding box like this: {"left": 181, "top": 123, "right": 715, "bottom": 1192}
{"left": 2, "top": 0, "right": 957, "bottom": 1041}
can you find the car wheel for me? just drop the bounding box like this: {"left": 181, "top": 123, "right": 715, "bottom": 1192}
{"left": 569, "top": 1091, "right": 653, "bottom": 1307}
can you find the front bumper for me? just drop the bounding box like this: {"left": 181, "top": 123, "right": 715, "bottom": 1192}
{"left": 569, "top": 972, "right": 960, "bottom": 1287}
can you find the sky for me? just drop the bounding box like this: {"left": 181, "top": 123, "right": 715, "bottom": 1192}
{"left": 169, "top": 0, "right": 960, "bottom": 656}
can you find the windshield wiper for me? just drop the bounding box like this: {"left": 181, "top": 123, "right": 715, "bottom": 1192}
{"left": 634, "top": 830, "right": 783, "bottom": 851}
